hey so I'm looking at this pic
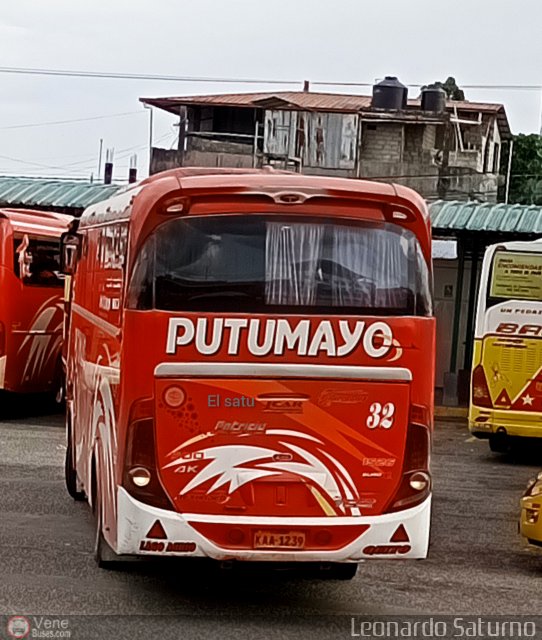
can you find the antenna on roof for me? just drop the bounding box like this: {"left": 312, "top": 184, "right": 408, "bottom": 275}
{"left": 97, "top": 138, "right": 103, "bottom": 180}
{"left": 104, "top": 148, "right": 114, "bottom": 185}
{"left": 129, "top": 154, "right": 138, "bottom": 183}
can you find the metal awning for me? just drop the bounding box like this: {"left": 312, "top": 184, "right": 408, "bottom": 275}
{"left": 0, "top": 177, "right": 122, "bottom": 213}
{"left": 429, "top": 200, "right": 542, "bottom": 235}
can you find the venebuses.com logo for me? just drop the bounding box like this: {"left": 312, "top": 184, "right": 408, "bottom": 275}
{"left": 6, "top": 616, "right": 71, "bottom": 639}
{"left": 6, "top": 617, "right": 30, "bottom": 639}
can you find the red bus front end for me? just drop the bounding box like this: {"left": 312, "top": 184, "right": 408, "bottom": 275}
{"left": 67, "top": 170, "right": 435, "bottom": 568}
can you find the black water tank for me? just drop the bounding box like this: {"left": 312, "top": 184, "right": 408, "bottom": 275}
{"left": 371, "top": 76, "right": 408, "bottom": 110}
{"left": 421, "top": 85, "right": 447, "bottom": 113}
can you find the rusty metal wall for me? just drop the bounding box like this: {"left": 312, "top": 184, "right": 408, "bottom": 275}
{"left": 264, "top": 110, "right": 358, "bottom": 170}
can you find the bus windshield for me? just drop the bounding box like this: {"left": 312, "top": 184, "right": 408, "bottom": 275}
{"left": 127, "top": 215, "right": 432, "bottom": 316}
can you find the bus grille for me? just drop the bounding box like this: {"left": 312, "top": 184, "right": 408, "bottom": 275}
{"left": 492, "top": 340, "right": 542, "bottom": 379}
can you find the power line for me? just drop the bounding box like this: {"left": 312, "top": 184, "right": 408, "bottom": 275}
{"left": 0, "top": 111, "right": 144, "bottom": 131}
{"left": 0, "top": 66, "right": 299, "bottom": 85}
{"left": 313, "top": 81, "right": 542, "bottom": 91}
{"left": 0, "top": 65, "right": 541, "bottom": 91}
{"left": 0, "top": 153, "right": 75, "bottom": 171}
{"left": 0, "top": 131, "right": 175, "bottom": 173}
{"left": 58, "top": 131, "right": 176, "bottom": 170}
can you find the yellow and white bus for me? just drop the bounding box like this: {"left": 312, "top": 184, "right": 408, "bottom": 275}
{"left": 469, "top": 239, "right": 542, "bottom": 452}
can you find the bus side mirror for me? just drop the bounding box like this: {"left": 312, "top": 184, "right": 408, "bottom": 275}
{"left": 60, "top": 233, "right": 81, "bottom": 275}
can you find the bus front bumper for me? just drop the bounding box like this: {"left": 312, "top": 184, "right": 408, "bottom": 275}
{"left": 115, "top": 487, "right": 431, "bottom": 562}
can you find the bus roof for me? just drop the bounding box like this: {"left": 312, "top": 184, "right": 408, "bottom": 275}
{"left": 81, "top": 167, "right": 428, "bottom": 223}
{"left": 79, "top": 167, "right": 431, "bottom": 258}
{"left": 142, "top": 167, "right": 428, "bottom": 214}
{"left": 0, "top": 208, "right": 73, "bottom": 238}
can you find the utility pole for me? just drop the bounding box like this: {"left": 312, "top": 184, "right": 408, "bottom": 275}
{"left": 97, "top": 138, "right": 103, "bottom": 180}
{"left": 143, "top": 105, "right": 153, "bottom": 175}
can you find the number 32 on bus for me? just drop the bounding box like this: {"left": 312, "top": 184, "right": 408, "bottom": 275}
{"left": 62, "top": 168, "right": 435, "bottom": 578}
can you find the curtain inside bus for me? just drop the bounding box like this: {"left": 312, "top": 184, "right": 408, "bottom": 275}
{"left": 126, "top": 215, "right": 432, "bottom": 316}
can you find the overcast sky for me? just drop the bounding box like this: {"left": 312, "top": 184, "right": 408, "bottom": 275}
{"left": 0, "top": 0, "right": 540, "bottom": 182}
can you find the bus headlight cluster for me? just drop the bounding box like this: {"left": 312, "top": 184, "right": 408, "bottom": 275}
{"left": 409, "top": 472, "right": 430, "bottom": 492}
{"left": 128, "top": 467, "right": 152, "bottom": 488}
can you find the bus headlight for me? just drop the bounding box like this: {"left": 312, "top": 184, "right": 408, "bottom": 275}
{"left": 409, "top": 472, "right": 430, "bottom": 492}
{"left": 129, "top": 467, "right": 152, "bottom": 488}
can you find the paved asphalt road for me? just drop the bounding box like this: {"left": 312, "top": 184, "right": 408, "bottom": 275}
{"left": 1, "top": 402, "right": 542, "bottom": 639}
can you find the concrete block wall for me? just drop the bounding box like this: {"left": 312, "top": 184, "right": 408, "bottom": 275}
{"left": 184, "top": 150, "right": 254, "bottom": 168}
{"left": 422, "top": 125, "right": 437, "bottom": 150}
{"left": 358, "top": 157, "right": 439, "bottom": 199}
{"left": 361, "top": 124, "right": 404, "bottom": 162}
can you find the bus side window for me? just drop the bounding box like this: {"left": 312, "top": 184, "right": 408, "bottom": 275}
{"left": 95, "top": 223, "right": 129, "bottom": 326}
{"left": 14, "top": 235, "right": 63, "bottom": 287}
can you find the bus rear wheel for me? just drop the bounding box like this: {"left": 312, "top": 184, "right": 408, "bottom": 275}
{"left": 50, "top": 358, "right": 66, "bottom": 411}
{"left": 325, "top": 563, "right": 358, "bottom": 580}
{"left": 489, "top": 434, "right": 509, "bottom": 454}
{"left": 308, "top": 562, "right": 358, "bottom": 580}
{"left": 65, "top": 414, "right": 85, "bottom": 501}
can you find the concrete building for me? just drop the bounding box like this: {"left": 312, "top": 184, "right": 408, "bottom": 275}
{"left": 141, "top": 81, "right": 511, "bottom": 203}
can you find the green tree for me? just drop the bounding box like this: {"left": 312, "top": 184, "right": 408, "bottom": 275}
{"left": 423, "top": 77, "right": 465, "bottom": 100}
{"left": 442, "top": 77, "right": 465, "bottom": 101}
{"left": 505, "top": 134, "right": 542, "bottom": 205}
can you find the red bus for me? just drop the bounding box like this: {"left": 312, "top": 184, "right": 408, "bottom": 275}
{"left": 63, "top": 168, "right": 435, "bottom": 578}
{"left": 0, "top": 208, "right": 71, "bottom": 400}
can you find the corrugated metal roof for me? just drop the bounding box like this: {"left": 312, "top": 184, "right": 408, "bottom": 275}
{"left": 141, "top": 91, "right": 505, "bottom": 113}
{"left": 140, "top": 91, "right": 511, "bottom": 137}
{"left": 141, "top": 91, "right": 373, "bottom": 113}
{"left": 430, "top": 200, "right": 542, "bottom": 234}
{"left": 0, "top": 177, "right": 122, "bottom": 211}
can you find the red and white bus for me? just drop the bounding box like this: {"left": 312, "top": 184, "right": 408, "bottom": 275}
{"left": 0, "top": 208, "right": 71, "bottom": 400}
{"left": 63, "top": 168, "right": 435, "bottom": 577}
